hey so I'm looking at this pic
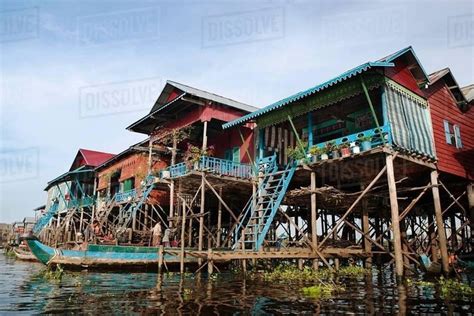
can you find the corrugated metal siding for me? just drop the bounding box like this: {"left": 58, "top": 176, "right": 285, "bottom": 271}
{"left": 385, "top": 82, "right": 435, "bottom": 158}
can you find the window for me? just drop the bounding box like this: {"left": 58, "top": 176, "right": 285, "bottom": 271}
{"left": 443, "top": 120, "right": 462, "bottom": 149}
{"left": 225, "top": 147, "right": 240, "bottom": 162}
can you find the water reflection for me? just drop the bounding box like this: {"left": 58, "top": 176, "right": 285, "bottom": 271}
{"left": 1, "top": 253, "right": 472, "bottom": 314}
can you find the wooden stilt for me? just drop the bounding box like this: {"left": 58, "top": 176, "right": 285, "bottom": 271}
{"left": 362, "top": 184, "right": 372, "bottom": 268}
{"left": 467, "top": 183, "right": 474, "bottom": 229}
{"left": 208, "top": 248, "right": 213, "bottom": 274}
{"left": 428, "top": 213, "right": 438, "bottom": 261}
{"left": 180, "top": 201, "right": 186, "bottom": 274}
{"left": 158, "top": 245, "right": 164, "bottom": 274}
{"left": 430, "top": 170, "right": 450, "bottom": 274}
{"left": 198, "top": 121, "right": 208, "bottom": 266}
{"left": 217, "top": 188, "right": 222, "bottom": 248}
{"left": 310, "top": 171, "right": 318, "bottom": 270}
{"left": 386, "top": 154, "right": 404, "bottom": 279}
{"left": 169, "top": 132, "right": 178, "bottom": 229}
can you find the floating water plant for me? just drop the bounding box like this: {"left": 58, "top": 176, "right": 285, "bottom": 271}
{"left": 43, "top": 264, "right": 64, "bottom": 281}
{"left": 301, "top": 284, "right": 338, "bottom": 298}
{"left": 337, "top": 265, "right": 370, "bottom": 278}
{"left": 438, "top": 277, "right": 474, "bottom": 299}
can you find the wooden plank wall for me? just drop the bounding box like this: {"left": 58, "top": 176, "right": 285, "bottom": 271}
{"left": 426, "top": 80, "right": 474, "bottom": 180}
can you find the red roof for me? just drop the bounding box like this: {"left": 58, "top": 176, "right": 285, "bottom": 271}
{"left": 70, "top": 149, "right": 115, "bottom": 170}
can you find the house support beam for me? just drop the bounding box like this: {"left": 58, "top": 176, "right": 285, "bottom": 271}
{"left": 386, "top": 154, "right": 404, "bottom": 279}
{"left": 430, "top": 170, "right": 450, "bottom": 275}
{"left": 310, "top": 171, "right": 318, "bottom": 270}
{"left": 198, "top": 120, "right": 208, "bottom": 266}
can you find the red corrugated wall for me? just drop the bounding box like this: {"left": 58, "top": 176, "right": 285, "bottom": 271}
{"left": 426, "top": 80, "right": 474, "bottom": 180}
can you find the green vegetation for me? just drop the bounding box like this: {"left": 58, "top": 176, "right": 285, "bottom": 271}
{"left": 406, "top": 276, "right": 473, "bottom": 300}
{"left": 4, "top": 248, "right": 16, "bottom": 258}
{"left": 438, "top": 277, "right": 474, "bottom": 299}
{"left": 43, "top": 264, "right": 64, "bottom": 281}
{"left": 337, "top": 265, "right": 370, "bottom": 278}
{"left": 302, "top": 284, "right": 341, "bottom": 298}
{"left": 262, "top": 264, "right": 369, "bottom": 282}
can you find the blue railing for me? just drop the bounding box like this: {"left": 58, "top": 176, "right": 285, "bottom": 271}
{"left": 159, "top": 156, "right": 253, "bottom": 180}
{"left": 312, "top": 125, "right": 391, "bottom": 149}
{"left": 115, "top": 189, "right": 137, "bottom": 203}
{"left": 66, "top": 196, "right": 95, "bottom": 209}
{"left": 33, "top": 203, "right": 59, "bottom": 234}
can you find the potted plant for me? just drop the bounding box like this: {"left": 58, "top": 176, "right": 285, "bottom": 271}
{"left": 287, "top": 141, "right": 307, "bottom": 165}
{"left": 325, "top": 141, "right": 338, "bottom": 159}
{"left": 160, "top": 169, "right": 171, "bottom": 179}
{"left": 351, "top": 141, "right": 361, "bottom": 154}
{"left": 339, "top": 142, "right": 351, "bottom": 157}
{"left": 358, "top": 134, "right": 372, "bottom": 151}
{"left": 183, "top": 144, "right": 202, "bottom": 170}
{"left": 309, "top": 146, "right": 323, "bottom": 163}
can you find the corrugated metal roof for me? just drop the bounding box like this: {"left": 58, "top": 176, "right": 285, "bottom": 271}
{"left": 127, "top": 80, "right": 258, "bottom": 134}
{"left": 222, "top": 61, "right": 394, "bottom": 129}
{"left": 377, "top": 46, "right": 429, "bottom": 82}
{"left": 78, "top": 149, "right": 115, "bottom": 167}
{"left": 166, "top": 81, "right": 258, "bottom": 113}
{"left": 462, "top": 84, "right": 474, "bottom": 102}
{"left": 428, "top": 68, "right": 450, "bottom": 84}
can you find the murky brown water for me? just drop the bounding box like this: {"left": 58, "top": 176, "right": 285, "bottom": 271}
{"left": 1, "top": 252, "right": 472, "bottom": 314}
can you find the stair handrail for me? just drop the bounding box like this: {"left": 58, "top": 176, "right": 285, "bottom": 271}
{"left": 232, "top": 154, "right": 278, "bottom": 248}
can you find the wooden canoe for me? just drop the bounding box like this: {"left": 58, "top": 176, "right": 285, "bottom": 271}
{"left": 25, "top": 239, "right": 197, "bottom": 270}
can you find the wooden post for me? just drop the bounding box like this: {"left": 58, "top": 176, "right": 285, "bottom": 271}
{"left": 386, "top": 154, "right": 404, "bottom": 279}
{"left": 467, "top": 182, "right": 474, "bottom": 229}
{"left": 169, "top": 131, "right": 178, "bottom": 228}
{"left": 217, "top": 187, "right": 223, "bottom": 248}
{"left": 180, "top": 202, "right": 186, "bottom": 274}
{"left": 148, "top": 138, "right": 153, "bottom": 172}
{"left": 428, "top": 213, "right": 438, "bottom": 261}
{"left": 430, "top": 170, "right": 450, "bottom": 274}
{"left": 198, "top": 121, "right": 208, "bottom": 266}
{"left": 207, "top": 248, "right": 213, "bottom": 274}
{"left": 158, "top": 245, "right": 164, "bottom": 274}
{"left": 310, "top": 171, "right": 318, "bottom": 270}
{"left": 361, "top": 184, "right": 372, "bottom": 268}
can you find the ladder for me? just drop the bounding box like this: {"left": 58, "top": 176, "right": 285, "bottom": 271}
{"left": 233, "top": 155, "right": 296, "bottom": 251}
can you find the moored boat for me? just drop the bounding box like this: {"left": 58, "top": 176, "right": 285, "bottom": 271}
{"left": 13, "top": 246, "right": 38, "bottom": 262}
{"left": 25, "top": 237, "right": 198, "bottom": 271}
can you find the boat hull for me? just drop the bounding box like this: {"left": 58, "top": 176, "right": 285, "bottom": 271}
{"left": 26, "top": 240, "right": 198, "bottom": 270}
{"left": 13, "top": 247, "right": 38, "bottom": 262}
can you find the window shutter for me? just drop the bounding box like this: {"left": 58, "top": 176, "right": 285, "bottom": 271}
{"left": 224, "top": 149, "right": 232, "bottom": 161}
{"left": 454, "top": 125, "right": 462, "bottom": 148}
{"left": 443, "top": 120, "right": 452, "bottom": 144}
{"left": 232, "top": 147, "right": 240, "bottom": 162}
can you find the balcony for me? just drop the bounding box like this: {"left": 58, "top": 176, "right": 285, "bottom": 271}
{"left": 115, "top": 189, "right": 137, "bottom": 203}
{"left": 312, "top": 126, "right": 390, "bottom": 151}
{"left": 67, "top": 196, "right": 95, "bottom": 209}
{"left": 159, "top": 156, "right": 253, "bottom": 180}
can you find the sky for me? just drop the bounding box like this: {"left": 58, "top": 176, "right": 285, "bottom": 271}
{"left": 0, "top": 0, "right": 473, "bottom": 223}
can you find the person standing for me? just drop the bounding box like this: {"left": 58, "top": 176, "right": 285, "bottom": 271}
{"left": 152, "top": 222, "right": 162, "bottom": 246}
{"left": 162, "top": 227, "right": 171, "bottom": 247}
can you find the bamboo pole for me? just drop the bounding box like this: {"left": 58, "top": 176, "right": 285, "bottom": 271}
{"left": 386, "top": 154, "right": 404, "bottom": 279}
{"left": 430, "top": 170, "right": 450, "bottom": 274}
